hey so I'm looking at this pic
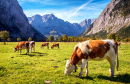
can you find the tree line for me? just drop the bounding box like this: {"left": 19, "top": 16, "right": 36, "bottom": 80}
{"left": 0, "top": 30, "right": 129, "bottom": 45}
{"left": 0, "top": 30, "right": 33, "bottom": 45}
{"left": 47, "top": 33, "right": 130, "bottom": 42}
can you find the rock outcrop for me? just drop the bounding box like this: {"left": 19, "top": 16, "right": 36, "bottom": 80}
{"left": 81, "top": 0, "right": 130, "bottom": 36}
{"left": 79, "top": 19, "right": 96, "bottom": 29}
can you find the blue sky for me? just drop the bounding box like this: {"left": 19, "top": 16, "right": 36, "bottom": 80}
{"left": 17, "top": 0, "right": 111, "bottom": 23}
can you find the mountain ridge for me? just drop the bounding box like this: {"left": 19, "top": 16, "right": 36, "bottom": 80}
{"left": 28, "top": 14, "right": 95, "bottom": 39}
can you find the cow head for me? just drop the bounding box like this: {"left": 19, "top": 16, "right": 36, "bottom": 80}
{"left": 14, "top": 47, "right": 17, "bottom": 52}
{"left": 41, "top": 44, "right": 43, "bottom": 48}
{"left": 51, "top": 45, "right": 53, "bottom": 49}
{"left": 64, "top": 60, "right": 75, "bottom": 75}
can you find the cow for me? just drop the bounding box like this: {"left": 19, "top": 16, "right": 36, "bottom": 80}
{"left": 29, "top": 41, "right": 35, "bottom": 53}
{"left": 64, "top": 39, "right": 120, "bottom": 78}
{"left": 51, "top": 43, "right": 59, "bottom": 49}
{"left": 41, "top": 43, "right": 49, "bottom": 49}
{"left": 14, "top": 41, "right": 29, "bottom": 55}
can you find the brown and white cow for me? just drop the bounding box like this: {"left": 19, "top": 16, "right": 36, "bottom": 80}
{"left": 64, "top": 39, "right": 120, "bottom": 78}
{"left": 29, "top": 41, "right": 35, "bottom": 53}
{"left": 51, "top": 43, "right": 59, "bottom": 49}
{"left": 41, "top": 43, "right": 49, "bottom": 49}
{"left": 14, "top": 41, "right": 29, "bottom": 55}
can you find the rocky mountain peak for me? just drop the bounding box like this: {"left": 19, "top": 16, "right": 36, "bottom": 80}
{"left": 42, "top": 14, "right": 57, "bottom": 22}
{"left": 79, "top": 19, "right": 96, "bottom": 29}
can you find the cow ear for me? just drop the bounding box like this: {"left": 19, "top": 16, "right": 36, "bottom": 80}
{"left": 74, "top": 46, "right": 78, "bottom": 51}
{"left": 118, "top": 43, "right": 121, "bottom": 46}
{"left": 69, "top": 61, "right": 73, "bottom": 66}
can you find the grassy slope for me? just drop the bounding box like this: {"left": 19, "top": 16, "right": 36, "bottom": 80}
{"left": 0, "top": 42, "right": 130, "bottom": 84}
{"left": 84, "top": 25, "right": 130, "bottom": 40}
{"left": 84, "top": 30, "right": 108, "bottom": 39}
{"left": 116, "top": 26, "right": 130, "bottom": 40}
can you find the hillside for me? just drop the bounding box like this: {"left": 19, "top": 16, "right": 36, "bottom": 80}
{"left": 81, "top": 0, "right": 130, "bottom": 37}
{"left": 0, "top": 0, "right": 46, "bottom": 40}
{"left": 83, "top": 25, "right": 130, "bottom": 40}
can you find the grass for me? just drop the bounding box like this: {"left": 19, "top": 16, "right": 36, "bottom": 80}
{"left": 0, "top": 42, "right": 130, "bottom": 84}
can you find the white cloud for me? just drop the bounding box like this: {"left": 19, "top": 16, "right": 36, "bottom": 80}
{"left": 69, "top": 0, "right": 93, "bottom": 18}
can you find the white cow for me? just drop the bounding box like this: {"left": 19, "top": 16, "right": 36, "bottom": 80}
{"left": 64, "top": 39, "right": 120, "bottom": 78}
{"left": 29, "top": 41, "right": 35, "bottom": 53}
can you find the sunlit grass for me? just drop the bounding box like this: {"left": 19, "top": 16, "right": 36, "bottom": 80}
{"left": 0, "top": 42, "right": 130, "bottom": 84}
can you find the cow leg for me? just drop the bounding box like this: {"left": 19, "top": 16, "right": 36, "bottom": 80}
{"left": 25, "top": 48, "right": 27, "bottom": 54}
{"left": 30, "top": 47, "right": 32, "bottom": 53}
{"left": 26, "top": 48, "right": 29, "bottom": 55}
{"left": 28, "top": 48, "right": 29, "bottom": 54}
{"left": 85, "top": 62, "right": 88, "bottom": 76}
{"left": 33, "top": 46, "right": 35, "bottom": 52}
{"left": 107, "top": 57, "right": 115, "bottom": 77}
{"left": 17, "top": 50, "right": 19, "bottom": 55}
{"left": 79, "top": 59, "right": 88, "bottom": 78}
{"left": 20, "top": 50, "right": 21, "bottom": 55}
{"left": 110, "top": 60, "right": 115, "bottom": 77}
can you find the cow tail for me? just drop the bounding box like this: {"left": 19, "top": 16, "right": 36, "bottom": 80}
{"left": 117, "top": 46, "right": 119, "bottom": 71}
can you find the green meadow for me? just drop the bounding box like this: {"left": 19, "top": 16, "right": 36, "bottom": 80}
{"left": 0, "top": 42, "right": 130, "bottom": 84}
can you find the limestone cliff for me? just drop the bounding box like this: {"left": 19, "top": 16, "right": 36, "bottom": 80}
{"left": 81, "top": 0, "right": 130, "bottom": 36}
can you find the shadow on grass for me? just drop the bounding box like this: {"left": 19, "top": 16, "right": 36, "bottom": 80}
{"left": 21, "top": 52, "right": 48, "bottom": 57}
{"left": 20, "top": 54, "right": 35, "bottom": 57}
{"left": 50, "top": 48, "right": 62, "bottom": 50}
{"left": 81, "top": 73, "right": 130, "bottom": 83}
{"left": 81, "top": 76, "right": 94, "bottom": 80}
{"left": 96, "top": 73, "right": 130, "bottom": 83}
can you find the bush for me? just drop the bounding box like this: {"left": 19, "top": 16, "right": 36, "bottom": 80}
{"left": 107, "top": 33, "right": 116, "bottom": 40}
{"left": 48, "top": 36, "right": 54, "bottom": 42}
{"left": 28, "top": 37, "right": 32, "bottom": 41}
{"left": 123, "top": 38, "right": 130, "bottom": 42}
{"left": 17, "top": 37, "right": 21, "bottom": 42}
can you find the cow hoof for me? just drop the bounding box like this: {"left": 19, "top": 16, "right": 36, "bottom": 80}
{"left": 79, "top": 76, "right": 81, "bottom": 78}
{"left": 85, "top": 74, "right": 88, "bottom": 76}
{"left": 79, "top": 75, "right": 82, "bottom": 78}
{"left": 111, "top": 76, "right": 114, "bottom": 78}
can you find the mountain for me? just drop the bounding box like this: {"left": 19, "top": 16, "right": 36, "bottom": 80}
{"left": 0, "top": 0, "right": 46, "bottom": 40}
{"left": 28, "top": 14, "right": 87, "bottom": 39}
{"left": 79, "top": 19, "right": 96, "bottom": 29}
{"left": 81, "top": 0, "right": 130, "bottom": 37}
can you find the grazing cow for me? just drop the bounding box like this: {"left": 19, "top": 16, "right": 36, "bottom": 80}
{"left": 29, "top": 41, "right": 35, "bottom": 53}
{"left": 14, "top": 41, "right": 29, "bottom": 55}
{"left": 51, "top": 43, "right": 59, "bottom": 49}
{"left": 64, "top": 39, "right": 120, "bottom": 78}
{"left": 41, "top": 43, "right": 49, "bottom": 49}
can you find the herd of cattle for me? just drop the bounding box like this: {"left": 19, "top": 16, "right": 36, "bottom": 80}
{"left": 14, "top": 39, "right": 121, "bottom": 78}
{"left": 14, "top": 41, "right": 59, "bottom": 55}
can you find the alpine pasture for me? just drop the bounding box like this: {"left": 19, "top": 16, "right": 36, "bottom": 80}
{"left": 0, "top": 42, "right": 130, "bottom": 84}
